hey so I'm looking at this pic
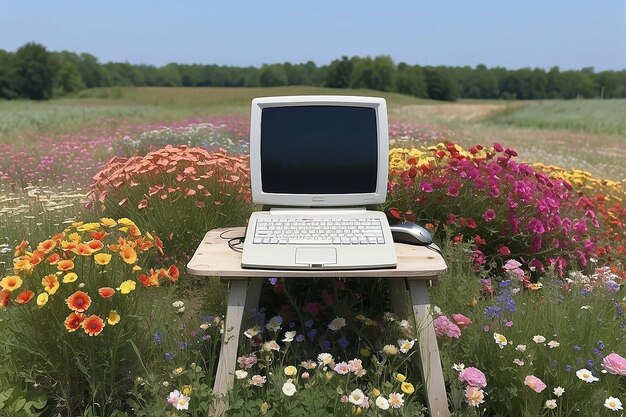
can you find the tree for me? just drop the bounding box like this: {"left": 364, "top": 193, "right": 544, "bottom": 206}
{"left": 56, "top": 61, "right": 84, "bottom": 94}
{"left": 76, "top": 53, "right": 106, "bottom": 88}
{"left": 424, "top": 67, "right": 459, "bottom": 101}
{"left": 0, "top": 50, "right": 19, "bottom": 99}
{"left": 325, "top": 56, "right": 353, "bottom": 88}
{"left": 14, "top": 42, "right": 57, "bottom": 100}
{"left": 396, "top": 63, "right": 427, "bottom": 98}
{"left": 259, "top": 64, "right": 287, "bottom": 87}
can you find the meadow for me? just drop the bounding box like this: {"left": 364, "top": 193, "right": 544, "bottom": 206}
{"left": 0, "top": 87, "right": 624, "bottom": 417}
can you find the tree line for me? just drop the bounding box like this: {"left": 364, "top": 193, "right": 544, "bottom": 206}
{"left": 2, "top": 42, "right": 626, "bottom": 101}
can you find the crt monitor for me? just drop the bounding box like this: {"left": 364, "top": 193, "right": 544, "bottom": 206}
{"left": 249, "top": 95, "right": 389, "bottom": 207}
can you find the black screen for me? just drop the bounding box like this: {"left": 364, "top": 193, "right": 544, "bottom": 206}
{"left": 260, "top": 106, "right": 378, "bottom": 194}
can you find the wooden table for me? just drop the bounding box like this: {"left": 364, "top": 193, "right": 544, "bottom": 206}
{"left": 187, "top": 227, "right": 450, "bottom": 417}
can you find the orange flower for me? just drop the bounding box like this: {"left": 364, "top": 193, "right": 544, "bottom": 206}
{"left": 72, "top": 243, "right": 93, "bottom": 256}
{"left": 64, "top": 312, "right": 85, "bottom": 332}
{"left": 155, "top": 236, "right": 164, "bottom": 256}
{"left": 167, "top": 265, "right": 180, "bottom": 283}
{"left": 15, "top": 290, "right": 34, "bottom": 304}
{"left": 37, "top": 239, "right": 57, "bottom": 253}
{"left": 61, "top": 241, "right": 77, "bottom": 251}
{"left": 89, "top": 230, "right": 108, "bottom": 240}
{"left": 83, "top": 315, "right": 105, "bottom": 336}
{"left": 13, "top": 259, "right": 33, "bottom": 274}
{"left": 31, "top": 250, "right": 45, "bottom": 266}
{"left": 1, "top": 290, "right": 10, "bottom": 309}
{"left": 46, "top": 253, "right": 60, "bottom": 265}
{"left": 0, "top": 276, "right": 23, "bottom": 292}
{"left": 120, "top": 245, "right": 137, "bottom": 264}
{"left": 15, "top": 240, "right": 29, "bottom": 257}
{"left": 87, "top": 240, "right": 104, "bottom": 252}
{"left": 98, "top": 287, "right": 115, "bottom": 298}
{"left": 42, "top": 274, "right": 60, "bottom": 295}
{"left": 57, "top": 259, "right": 75, "bottom": 272}
{"left": 66, "top": 290, "right": 91, "bottom": 312}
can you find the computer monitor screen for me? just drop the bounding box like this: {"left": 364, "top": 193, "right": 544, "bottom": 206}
{"left": 249, "top": 95, "right": 389, "bottom": 207}
{"left": 260, "top": 105, "right": 377, "bottom": 194}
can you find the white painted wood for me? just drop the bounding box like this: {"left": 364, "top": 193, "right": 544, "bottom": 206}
{"left": 210, "top": 279, "right": 249, "bottom": 417}
{"left": 408, "top": 280, "right": 451, "bottom": 417}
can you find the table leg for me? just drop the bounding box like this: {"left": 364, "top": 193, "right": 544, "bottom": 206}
{"left": 388, "top": 277, "right": 409, "bottom": 318}
{"left": 244, "top": 278, "right": 263, "bottom": 314}
{"left": 210, "top": 279, "right": 249, "bottom": 417}
{"left": 407, "top": 279, "right": 450, "bottom": 417}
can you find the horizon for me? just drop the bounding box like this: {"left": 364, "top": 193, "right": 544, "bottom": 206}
{"left": 2, "top": 1, "right": 626, "bottom": 72}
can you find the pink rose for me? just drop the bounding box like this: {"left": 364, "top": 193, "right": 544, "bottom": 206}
{"left": 452, "top": 313, "right": 472, "bottom": 329}
{"left": 524, "top": 375, "right": 546, "bottom": 393}
{"left": 459, "top": 367, "right": 487, "bottom": 388}
{"left": 433, "top": 315, "right": 462, "bottom": 339}
{"left": 602, "top": 353, "right": 626, "bottom": 376}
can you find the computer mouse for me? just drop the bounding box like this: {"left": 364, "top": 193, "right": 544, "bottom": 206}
{"left": 389, "top": 222, "right": 433, "bottom": 246}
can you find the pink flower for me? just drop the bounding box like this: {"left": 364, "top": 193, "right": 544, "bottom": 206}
{"left": 334, "top": 362, "right": 350, "bottom": 375}
{"left": 459, "top": 367, "right": 487, "bottom": 388}
{"left": 452, "top": 313, "right": 472, "bottom": 329}
{"left": 482, "top": 208, "right": 496, "bottom": 222}
{"left": 524, "top": 375, "right": 547, "bottom": 393}
{"left": 602, "top": 353, "right": 626, "bottom": 376}
{"left": 465, "top": 386, "right": 485, "bottom": 407}
{"left": 433, "top": 315, "right": 461, "bottom": 339}
{"left": 237, "top": 354, "right": 258, "bottom": 369}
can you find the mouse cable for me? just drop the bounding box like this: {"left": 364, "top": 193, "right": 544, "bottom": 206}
{"left": 425, "top": 242, "right": 442, "bottom": 255}
{"left": 219, "top": 230, "right": 245, "bottom": 253}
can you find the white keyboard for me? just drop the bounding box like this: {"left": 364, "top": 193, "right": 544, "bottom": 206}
{"left": 252, "top": 218, "right": 386, "bottom": 245}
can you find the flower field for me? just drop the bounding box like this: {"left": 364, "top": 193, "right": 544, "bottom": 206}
{"left": 0, "top": 93, "right": 625, "bottom": 417}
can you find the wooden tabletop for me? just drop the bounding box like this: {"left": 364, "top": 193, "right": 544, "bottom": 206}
{"left": 187, "top": 227, "right": 448, "bottom": 279}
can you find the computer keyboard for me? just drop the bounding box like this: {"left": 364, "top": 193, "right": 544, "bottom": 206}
{"left": 252, "top": 218, "right": 386, "bottom": 245}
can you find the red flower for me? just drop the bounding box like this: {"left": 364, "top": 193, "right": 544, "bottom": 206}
{"left": 0, "top": 290, "right": 10, "bottom": 309}
{"left": 83, "top": 315, "right": 105, "bottom": 336}
{"left": 168, "top": 265, "right": 180, "bottom": 283}
{"left": 98, "top": 287, "right": 116, "bottom": 299}
{"left": 66, "top": 291, "right": 92, "bottom": 312}
{"left": 65, "top": 312, "right": 85, "bottom": 332}
{"left": 388, "top": 207, "right": 402, "bottom": 220}
{"left": 15, "top": 290, "right": 34, "bottom": 304}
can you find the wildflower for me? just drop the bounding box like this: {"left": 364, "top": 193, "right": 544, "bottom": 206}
{"left": 119, "top": 245, "right": 137, "bottom": 264}
{"left": 547, "top": 340, "right": 560, "bottom": 349}
{"left": 301, "top": 372, "right": 310, "bottom": 379}
{"left": 244, "top": 325, "right": 260, "bottom": 338}
{"left": 465, "top": 386, "right": 485, "bottom": 407}
{"left": 401, "top": 382, "right": 415, "bottom": 394}
{"left": 0, "top": 290, "right": 9, "bottom": 309}
{"left": 66, "top": 291, "right": 91, "bottom": 312}
{"left": 553, "top": 387, "right": 565, "bottom": 397}
{"left": 452, "top": 363, "right": 465, "bottom": 372}
{"left": 107, "top": 310, "right": 120, "bottom": 325}
{"left": 388, "top": 392, "right": 404, "bottom": 408}
{"left": 602, "top": 353, "right": 626, "bottom": 376}
{"left": 452, "top": 313, "right": 472, "bottom": 329}
{"left": 524, "top": 375, "right": 547, "bottom": 393}
{"left": 36, "top": 292, "right": 49, "bottom": 307}
{"left": 348, "top": 389, "right": 366, "bottom": 407}
{"left": 98, "top": 287, "right": 116, "bottom": 298}
{"left": 94, "top": 253, "right": 112, "bottom": 265}
{"left": 235, "top": 370, "right": 248, "bottom": 379}
{"left": 459, "top": 367, "right": 487, "bottom": 388}
{"left": 83, "top": 315, "right": 105, "bottom": 336}
{"left": 334, "top": 362, "right": 350, "bottom": 375}
{"left": 328, "top": 317, "right": 346, "bottom": 331}
{"left": 119, "top": 280, "right": 136, "bottom": 294}
{"left": 167, "top": 390, "right": 190, "bottom": 411}
{"left": 395, "top": 373, "right": 406, "bottom": 382}
{"left": 248, "top": 375, "right": 266, "bottom": 387}
{"left": 300, "top": 360, "right": 317, "bottom": 370}
{"left": 15, "top": 290, "right": 34, "bottom": 304}
{"left": 63, "top": 272, "right": 78, "bottom": 283}
{"left": 375, "top": 396, "right": 390, "bottom": 410}
{"left": 282, "top": 379, "right": 296, "bottom": 396}
{"left": 372, "top": 388, "right": 381, "bottom": 397}
{"left": 182, "top": 385, "right": 192, "bottom": 396}
{"left": 516, "top": 344, "right": 527, "bottom": 352}
{"left": 0, "top": 276, "right": 23, "bottom": 292}
{"left": 513, "top": 359, "right": 525, "bottom": 366}
{"left": 317, "top": 353, "right": 335, "bottom": 367}
{"left": 545, "top": 399, "right": 557, "bottom": 409}
{"left": 87, "top": 240, "right": 104, "bottom": 252}
{"left": 532, "top": 335, "right": 546, "bottom": 344}
{"left": 263, "top": 340, "right": 280, "bottom": 352}
{"left": 284, "top": 365, "right": 297, "bottom": 377}
{"left": 493, "top": 332, "right": 507, "bottom": 348}
{"left": 282, "top": 330, "right": 296, "bottom": 342}
{"left": 482, "top": 208, "right": 496, "bottom": 222}
{"left": 382, "top": 344, "right": 399, "bottom": 355}
{"left": 398, "top": 339, "right": 416, "bottom": 353}
{"left": 266, "top": 315, "right": 283, "bottom": 332}
{"left": 64, "top": 312, "right": 85, "bottom": 331}
{"left": 576, "top": 369, "right": 599, "bottom": 383}
{"left": 604, "top": 397, "right": 623, "bottom": 411}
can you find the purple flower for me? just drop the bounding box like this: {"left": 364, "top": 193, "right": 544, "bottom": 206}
{"left": 179, "top": 342, "right": 188, "bottom": 351}
{"left": 321, "top": 340, "right": 331, "bottom": 350}
{"left": 338, "top": 337, "right": 350, "bottom": 350}
{"left": 295, "top": 334, "right": 305, "bottom": 343}
{"left": 307, "top": 328, "right": 317, "bottom": 340}
{"left": 484, "top": 306, "right": 502, "bottom": 319}
{"left": 304, "top": 319, "right": 314, "bottom": 328}
{"left": 527, "top": 218, "right": 545, "bottom": 234}
{"left": 164, "top": 352, "right": 174, "bottom": 361}
{"left": 419, "top": 182, "right": 433, "bottom": 192}
{"left": 268, "top": 277, "right": 278, "bottom": 285}
{"left": 153, "top": 332, "right": 163, "bottom": 345}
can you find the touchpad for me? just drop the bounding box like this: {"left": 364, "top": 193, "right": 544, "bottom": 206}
{"left": 295, "top": 247, "right": 337, "bottom": 266}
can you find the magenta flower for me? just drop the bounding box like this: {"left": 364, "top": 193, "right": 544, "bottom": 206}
{"left": 527, "top": 218, "right": 545, "bottom": 234}
{"left": 447, "top": 184, "right": 460, "bottom": 197}
{"left": 459, "top": 367, "right": 487, "bottom": 388}
{"left": 482, "top": 208, "right": 496, "bottom": 222}
{"left": 419, "top": 182, "right": 433, "bottom": 192}
{"left": 433, "top": 315, "right": 461, "bottom": 339}
{"left": 452, "top": 313, "right": 472, "bottom": 329}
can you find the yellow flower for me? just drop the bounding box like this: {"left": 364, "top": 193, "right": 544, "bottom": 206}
{"left": 36, "top": 292, "right": 49, "bottom": 307}
{"left": 63, "top": 272, "right": 78, "bottom": 283}
{"left": 68, "top": 232, "right": 82, "bottom": 243}
{"left": 107, "top": 310, "right": 120, "bottom": 325}
{"left": 100, "top": 218, "right": 117, "bottom": 228}
{"left": 0, "top": 275, "right": 23, "bottom": 292}
{"left": 395, "top": 373, "right": 406, "bottom": 382}
{"left": 119, "top": 280, "right": 136, "bottom": 294}
{"left": 120, "top": 245, "right": 137, "bottom": 264}
{"left": 284, "top": 366, "right": 297, "bottom": 377}
{"left": 529, "top": 282, "right": 543, "bottom": 291}
{"left": 172, "top": 367, "right": 183, "bottom": 376}
{"left": 76, "top": 222, "right": 101, "bottom": 232}
{"left": 94, "top": 253, "right": 112, "bottom": 266}
{"left": 132, "top": 265, "right": 142, "bottom": 271}
{"left": 401, "top": 382, "right": 415, "bottom": 394}
{"left": 117, "top": 218, "right": 136, "bottom": 227}
{"left": 182, "top": 385, "right": 193, "bottom": 396}
{"left": 359, "top": 348, "right": 371, "bottom": 357}
{"left": 42, "top": 274, "right": 60, "bottom": 295}
{"left": 372, "top": 388, "right": 381, "bottom": 397}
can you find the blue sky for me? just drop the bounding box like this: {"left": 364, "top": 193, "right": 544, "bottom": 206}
{"left": 3, "top": 1, "right": 626, "bottom": 71}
